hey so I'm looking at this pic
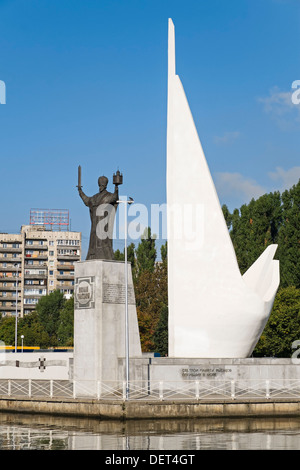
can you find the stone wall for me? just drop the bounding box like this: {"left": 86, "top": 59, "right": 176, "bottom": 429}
{"left": 0, "top": 352, "right": 72, "bottom": 380}
{"left": 120, "top": 357, "right": 300, "bottom": 384}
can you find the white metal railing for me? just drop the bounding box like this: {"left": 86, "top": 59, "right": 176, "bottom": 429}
{"left": 1, "top": 379, "right": 300, "bottom": 401}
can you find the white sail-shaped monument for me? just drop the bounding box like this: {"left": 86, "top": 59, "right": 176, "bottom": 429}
{"left": 167, "top": 19, "right": 280, "bottom": 358}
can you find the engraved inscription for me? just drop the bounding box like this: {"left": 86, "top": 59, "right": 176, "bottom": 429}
{"left": 75, "top": 276, "right": 95, "bottom": 309}
{"left": 77, "top": 282, "right": 91, "bottom": 303}
{"left": 103, "top": 283, "right": 135, "bottom": 305}
{"left": 181, "top": 367, "right": 232, "bottom": 378}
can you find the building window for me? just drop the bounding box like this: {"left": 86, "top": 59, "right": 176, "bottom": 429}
{"left": 57, "top": 249, "right": 80, "bottom": 256}
{"left": 57, "top": 239, "right": 80, "bottom": 246}
{"left": 24, "top": 298, "right": 38, "bottom": 305}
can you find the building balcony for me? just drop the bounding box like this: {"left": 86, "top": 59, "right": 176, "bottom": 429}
{"left": 25, "top": 254, "right": 48, "bottom": 260}
{"left": 0, "top": 294, "right": 20, "bottom": 301}
{"left": 25, "top": 244, "right": 48, "bottom": 250}
{"left": 0, "top": 269, "right": 20, "bottom": 276}
{"left": 0, "top": 285, "right": 19, "bottom": 291}
{"left": 57, "top": 242, "right": 80, "bottom": 248}
{"left": 0, "top": 275, "right": 20, "bottom": 282}
{"left": 0, "top": 274, "right": 21, "bottom": 282}
{"left": 0, "top": 247, "right": 22, "bottom": 253}
{"left": 57, "top": 274, "right": 74, "bottom": 280}
{"left": 24, "top": 273, "right": 47, "bottom": 280}
{"left": 23, "top": 293, "right": 46, "bottom": 298}
{"left": 23, "top": 304, "right": 36, "bottom": 309}
{"left": 0, "top": 257, "right": 22, "bottom": 264}
{"left": 24, "top": 261, "right": 47, "bottom": 266}
{"left": 0, "top": 305, "right": 22, "bottom": 312}
{"left": 57, "top": 255, "right": 80, "bottom": 261}
{"left": 24, "top": 281, "right": 47, "bottom": 287}
{"left": 56, "top": 264, "right": 75, "bottom": 270}
{"left": 0, "top": 299, "right": 21, "bottom": 310}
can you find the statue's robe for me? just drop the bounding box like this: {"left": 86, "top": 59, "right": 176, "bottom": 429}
{"left": 79, "top": 187, "right": 118, "bottom": 260}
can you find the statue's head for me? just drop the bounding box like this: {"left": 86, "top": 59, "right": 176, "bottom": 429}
{"left": 98, "top": 176, "right": 108, "bottom": 192}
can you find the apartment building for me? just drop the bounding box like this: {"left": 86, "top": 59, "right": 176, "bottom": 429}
{"left": 0, "top": 224, "right": 81, "bottom": 318}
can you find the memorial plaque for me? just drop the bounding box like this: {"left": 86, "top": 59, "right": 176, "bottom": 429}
{"left": 102, "top": 282, "right": 135, "bottom": 305}
{"left": 75, "top": 276, "right": 95, "bottom": 309}
{"left": 181, "top": 367, "right": 232, "bottom": 379}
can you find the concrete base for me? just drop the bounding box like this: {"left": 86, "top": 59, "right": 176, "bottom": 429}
{"left": 3, "top": 355, "right": 300, "bottom": 386}
{"left": 0, "top": 352, "right": 72, "bottom": 380}
{"left": 73, "top": 259, "right": 142, "bottom": 387}
{"left": 2, "top": 396, "right": 300, "bottom": 420}
{"left": 120, "top": 357, "right": 300, "bottom": 384}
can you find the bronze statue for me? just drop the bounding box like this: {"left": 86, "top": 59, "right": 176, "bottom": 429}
{"left": 77, "top": 166, "right": 123, "bottom": 260}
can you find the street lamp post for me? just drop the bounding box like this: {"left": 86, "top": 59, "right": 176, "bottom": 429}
{"left": 14, "top": 263, "right": 19, "bottom": 353}
{"left": 117, "top": 197, "right": 134, "bottom": 400}
{"left": 21, "top": 335, "right": 24, "bottom": 353}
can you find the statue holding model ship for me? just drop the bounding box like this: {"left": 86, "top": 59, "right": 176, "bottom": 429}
{"left": 77, "top": 165, "right": 123, "bottom": 260}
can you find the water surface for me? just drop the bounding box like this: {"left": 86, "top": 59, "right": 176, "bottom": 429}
{"left": 0, "top": 413, "right": 300, "bottom": 450}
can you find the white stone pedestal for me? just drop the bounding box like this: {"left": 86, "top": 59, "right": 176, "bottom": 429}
{"left": 73, "top": 260, "right": 142, "bottom": 390}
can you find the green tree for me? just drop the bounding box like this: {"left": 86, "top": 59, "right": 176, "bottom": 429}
{"left": 135, "top": 227, "right": 157, "bottom": 276}
{"left": 35, "top": 290, "right": 66, "bottom": 346}
{"left": 18, "top": 312, "right": 50, "bottom": 348}
{"left": 153, "top": 304, "right": 168, "bottom": 356}
{"left": 160, "top": 241, "right": 168, "bottom": 263}
{"left": 135, "top": 261, "right": 168, "bottom": 351}
{"left": 254, "top": 287, "right": 300, "bottom": 357}
{"left": 225, "top": 180, "right": 299, "bottom": 287}
{"left": 222, "top": 204, "right": 233, "bottom": 230}
{"left": 113, "top": 248, "right": 123, "bottom": 260}
{"left": 57, "top": 297, "right": 74, "bottom": 346}
{"left": 229, "top": 191, "right": 282, "bottom": 274}
{"left": 114, "top": 243, "right": 137, "bottom": 279}
{"left": 277, "top": 181, "right": 300, "bottom": 288}
{"left": 0, "top": 316, "right": 16, "bottom": 346}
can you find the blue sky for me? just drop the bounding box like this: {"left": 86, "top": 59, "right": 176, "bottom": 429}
{"left": 0, "top": 0, "right": 299, "bottom": 257}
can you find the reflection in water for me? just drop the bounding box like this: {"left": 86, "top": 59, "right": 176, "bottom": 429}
{"left": 0, "top": 413, "right": 300, "bottom": 450}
